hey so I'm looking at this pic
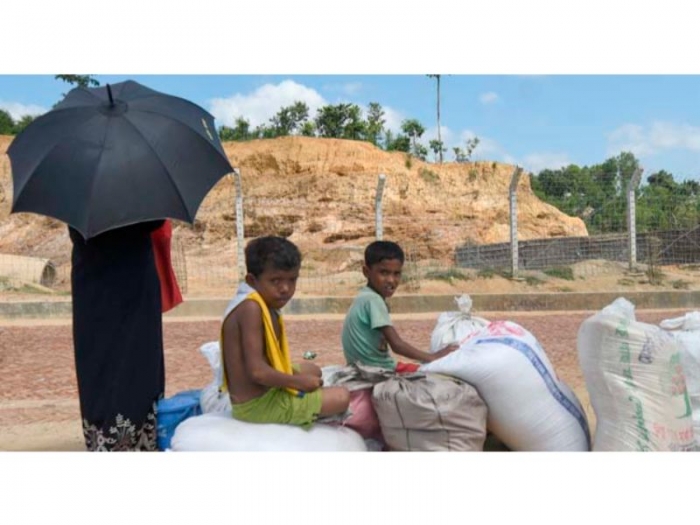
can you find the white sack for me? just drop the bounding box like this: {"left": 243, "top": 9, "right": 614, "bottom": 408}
{"left": 198, "top": 341, "right": 232, "bottom": 414}
{"left": 170, "top": 411, "right": 367, "bottom": 451}
{"left": 429, "top": 294, "right": 490, "bottom": 353}
{"left": 421, "top": 320, "right": 590, "bottom": 451}
{"left": 658, "top": 311, "right": 700, "bottom": 447}
{"left": 578, "top": 298, "right": 696, "bottom": 451}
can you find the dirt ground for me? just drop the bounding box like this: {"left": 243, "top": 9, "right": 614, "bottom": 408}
{"left": 0, "top": 307, "right": 691, "bottom": 451}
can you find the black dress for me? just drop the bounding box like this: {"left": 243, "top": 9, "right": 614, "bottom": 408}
{"left": 69, "top": 221, "right": 165, "bottom": 451}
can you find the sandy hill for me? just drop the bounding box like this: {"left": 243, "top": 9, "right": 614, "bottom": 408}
{"left": 0, "top": 134, "right": 589, "bottom": 293}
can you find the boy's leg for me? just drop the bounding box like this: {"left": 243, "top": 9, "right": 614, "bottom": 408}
{"left": 318, "top": 386, "right": 350, "bottom": 417}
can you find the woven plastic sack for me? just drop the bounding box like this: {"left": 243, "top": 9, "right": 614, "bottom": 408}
{"left": 429, "top": 294, "right": 489, "bottom": 353}
{"left": 422, "top": 320, "right": 590, "bottom": 451}
{"left": 660, "top": 311, "right": 700, "bottom": 446}
{"left": 578, "top": 298, "right": 695, "bottom": 451}
{"left": 198, "top": 341, "right": 232, "bottom": 413}
{"left": 170, "top": 411, "right": 367, "bottom": 451}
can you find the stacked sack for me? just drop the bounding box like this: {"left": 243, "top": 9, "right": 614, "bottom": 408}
{"left": 170, "top": 342, "right": 367, "bottom": 452}
{"left": 371, "top": 372, "right": 488, "bottom": 451}
{"left": 429, "top": 294, "right": 489, "bottom": 353}
{"left": 421, "top": 319, "right": 591, "bottom": 451}
{"left": 658, "top": 311, "right": 700, "bottom": 447}
{"left": 578, "top": 298, "right": 696, "bottom": 451}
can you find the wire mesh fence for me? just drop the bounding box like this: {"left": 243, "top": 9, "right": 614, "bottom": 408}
{"left": 3, "top": 164, "right": 700, "bottom": 298}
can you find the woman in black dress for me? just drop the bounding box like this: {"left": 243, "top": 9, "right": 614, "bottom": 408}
{"left": 69, "top": 220, "right": 165, "bottom": 451}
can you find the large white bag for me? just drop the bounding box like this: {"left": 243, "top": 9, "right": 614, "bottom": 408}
{"left": 578, "top": 298, "right": 696, "bottom": 451}
{"left": 198, "top": 341, "right": 232, "bottom": 414}
{"left": 170, "top": 411, "right": 367, "bottom": 451}
{"left": 429, "top": 294, "right": 489, "bottom": 353}
{"left": 659, "top": 311, "right": 700, "bottom": 446}
{"left": 421, "top": 320, "right": 590, "bottom": 451}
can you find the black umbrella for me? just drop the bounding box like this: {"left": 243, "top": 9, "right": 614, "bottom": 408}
{"left": 7, "top": 80, "right": 233, "bottom": 239}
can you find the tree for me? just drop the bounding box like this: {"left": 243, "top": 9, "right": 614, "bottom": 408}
{"left": 314, "top": 103, "right": 364, "bottom": 139}
{"left": 453, "top": 137, "right": 480, "bottom": 163}
{"left": 341, "top": 104, "right": 366, "bottom": 140}
{"left": 413, "top": 143, "right": 428, "bottom": 161}
{"left": 269, "top": 101, "right": 310, "bottom": 136}
{"left": 364, "top": 102, "right": 385, "bottom": 146}
{"left": 400, "top": 119, "right": 426, "bottom": 157}
{"left": 300, "top": 121, "right": 316, "bottom": 137}
{"left": 427, "top": 74, "right": 443, "bottom": 163}
{"left": 14, "top": 114, "right": 36, "bottom": 134}
{"left": 429, "top": 139, "right": 446, "bottom": 162}
{"left": 385, "top": 132, "right": 410, "bottom": 152}
{"left": 219, "top": 117, "right": 253, "bottom": 141}
{"left": 55, "top": 75, "right": 100, "bottom": 89}
{"left": 647, "top": 170, "right": 677, "bottom": 192}
{"left": 0, "top": 109, "right": 14, "bottom": 135}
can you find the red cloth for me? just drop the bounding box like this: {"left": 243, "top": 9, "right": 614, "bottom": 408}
{"left": 151, "top": 220, "right": 183, "bottom": 313}
{"left": 395, "top": 362, "right": 420, "bottom": 374}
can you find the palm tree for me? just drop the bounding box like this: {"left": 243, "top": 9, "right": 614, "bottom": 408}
{"left": 427, "top": 74, "right": 442, "bottom": 163}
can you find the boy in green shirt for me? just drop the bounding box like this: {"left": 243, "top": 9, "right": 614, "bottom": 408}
{"left": 342, "top": 240, "right": 458, "bottom": 372}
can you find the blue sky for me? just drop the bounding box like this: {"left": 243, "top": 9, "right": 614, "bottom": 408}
{"left": 3, "top": 1, "right": 700, "bottom": 183}
{"left": 4, "top": 74, "right": 700, "bottom": 180}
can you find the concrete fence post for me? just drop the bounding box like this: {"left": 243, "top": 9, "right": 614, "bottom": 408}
{"left": 509, "top": 166, "right": 523, "bottom": 276}
{"left": 627, "top": 167, "right": 643, "bottom": 270}
{"left": 375, "top": 173, "right": 386, "bottom": 240}
{"left": 233, "top": 168, "right": 245, "bottom": 282}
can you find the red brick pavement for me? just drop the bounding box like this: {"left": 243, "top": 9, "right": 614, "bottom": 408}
{"left": 0, "top": 309, "right": 687, "bottom": 428}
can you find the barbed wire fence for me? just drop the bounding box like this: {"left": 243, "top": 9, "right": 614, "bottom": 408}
{"left": 3, "top": 162, "right": 700, "bottom": 297}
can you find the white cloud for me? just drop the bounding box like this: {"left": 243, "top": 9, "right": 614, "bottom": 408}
{"left": 381, "top": 106, "right": 406, "bottom": 134}
{"left": 458, "top": 130, "right": 505, "bottom": 159}
{"left": 607, "top": 121, "right": 700, "bottom": 157}
{"left": 520, "top": 152, "right": 572, "bottom": 174}
{"left": 321, "top": 81, "right": 363, "bottom": 96}
{"left": 479, "top": 91, "right": 499, "bottom": 104}
{"left": 208, "top": 80, "right": 327, "bottom": 128}
{"left": 341, "top": 82, "right": 362, "bottom": 95}
{"left": 0, "top": 101, "right": 48, "bottom": 121}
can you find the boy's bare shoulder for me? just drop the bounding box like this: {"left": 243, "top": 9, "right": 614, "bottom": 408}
{"left": 224, "top": 297, "right": 262, "bottom": 326}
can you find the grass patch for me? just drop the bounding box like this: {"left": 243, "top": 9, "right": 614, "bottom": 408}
{"left": 477, "top": 267, "right": 511, "bottom": 279}
{"left": 672, "top": 279, "right": 690, "bottom": 290}
{"left": 524, "top": 275, "right": 545, "bottom": 286}
{"left": 617, "top": 278, "right": 635, "bottom": 286}
{"left": 425, "top": 268, "right": 471, "bottom": 282}
{"left": 419, "top": 168, "right": 439, "bottom": 184}
{"left": 404, "top": 154, "right": 413, "bottom": 170}
{"left": 556, "top": 286, "right": 574, "bottom": 292}
{"left": 543, "top": 266, "right": 575, "bottom": 280}
{"left": 646, "top": 267, "right": 666, "bottom": 285}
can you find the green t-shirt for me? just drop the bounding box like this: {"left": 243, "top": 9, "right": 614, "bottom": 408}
{"left": 341, "top": 286, "right": 396, "bottom": 370}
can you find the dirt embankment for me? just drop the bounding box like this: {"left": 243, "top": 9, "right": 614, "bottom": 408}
{"left": 0, "top": 135, "right": 587, "bottom": 287}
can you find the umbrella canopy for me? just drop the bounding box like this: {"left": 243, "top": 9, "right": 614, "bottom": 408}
{"left": 7, "top": 80, "right": 233, "bottom": 239}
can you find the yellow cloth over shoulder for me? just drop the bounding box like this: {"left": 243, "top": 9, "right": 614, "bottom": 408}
{"left": 220, "top": 290, "right": 301, "bottom": 397}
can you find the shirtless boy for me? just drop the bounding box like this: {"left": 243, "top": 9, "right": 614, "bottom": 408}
{"left": 221, "top": 236, "right": 349, "bottom": 428}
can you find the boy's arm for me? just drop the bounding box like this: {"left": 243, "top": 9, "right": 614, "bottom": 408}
{"left": 227, "top": 301, "right": 322, "bottom": 392}
{"left": 380, "top": 325, "right": 458, "bottom": 363}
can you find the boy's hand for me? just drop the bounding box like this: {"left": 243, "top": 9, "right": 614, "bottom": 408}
{"left": 431, "top": 343, "right": 459, "bottom": 361}
{"left": 294, "top": 374, "right": 323, "bottom": 393}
